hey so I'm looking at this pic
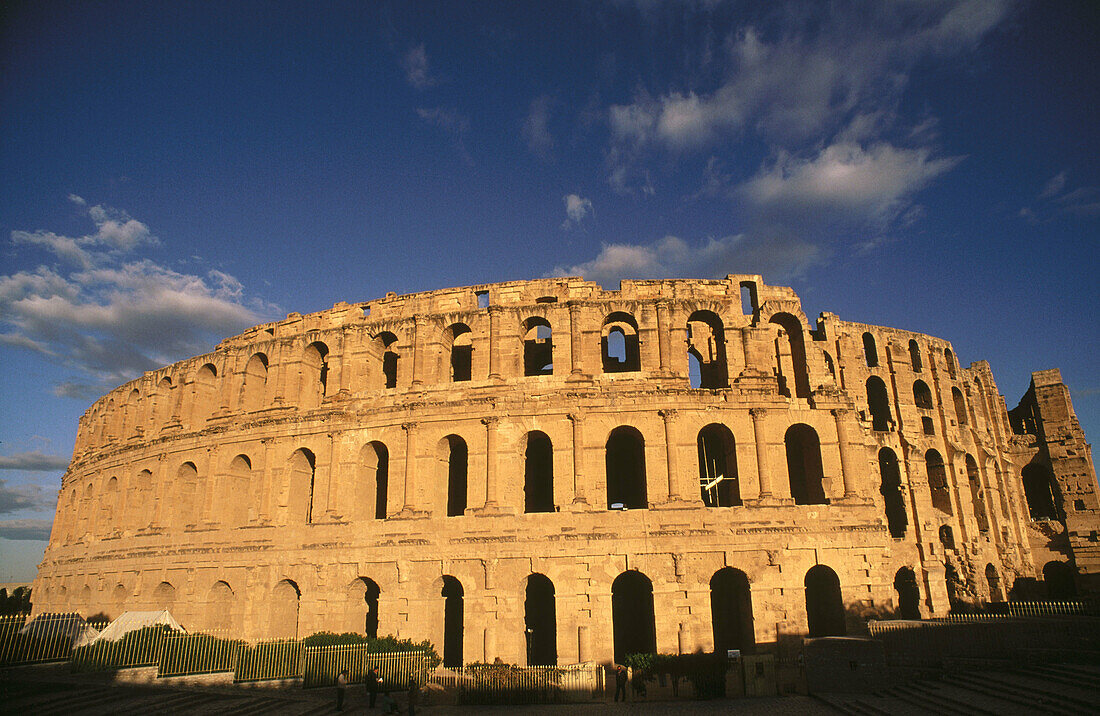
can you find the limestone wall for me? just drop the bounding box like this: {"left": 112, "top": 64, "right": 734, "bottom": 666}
{"left": 33, "top": 275, "right": 1092, "bottom": 664}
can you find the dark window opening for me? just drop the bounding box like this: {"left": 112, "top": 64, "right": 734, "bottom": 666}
{"left": 1074, "top": 499, "right": 1086, "bottom": 512}
{"left": 366, "top": 441, "right": 389, "bottom": 520}
{"left": 785, "top": 424, "right": 827, "bottom": 505}
{"left": 945, "top": 564, "right": 964, "bottom": 612}
{"left": 866, "top": 377, "right": 891, "bottom": 431}
{"left": 698, "top": 424, "right": 741, "bottom": 506}
{"left": 711, "top": 568, "right": 754, "bottom": 655}
{"left": 289, "top": 448, "right": 317, "bottom": 524}
{"left": 926, "top": 450, "right": 952, "bottom": 515}
{"left": 824, "top": 351, "right": 836, "bottom": 381}
{"left": 535, "top": 296, "right": 557, "bottom": 304}
{"left": 909, "top": 340, "right": 923, "bottom": 372}
{"left": 939, "top": 524, "right": 955, "bottom": 550}
{"left": 449, "top": 324, "right": 473, "bottom": 382}
{"left": 966, "top": 455, "right": 988, "bottom": 533}
{"left": 863, "top": 333, "right": 879, "bottom": 368}
{"left": 953, "top": 388, "right": 968, "bottom": 426}
{"left": 894, "top": 567, "right": 921, "bottom": 620}
{"left": 360, "top": 578, "right": 380, "bottom": 639}
{"left": 601, "top": 312, "right": 640, "bottom": 373}
{"left": 879, "top": 448, "right": 907, "bottom": 538}
{"left": 922, "top": 416, "right": 935, "bottom": 435}
{"left": 525, "top": 574, "right": 557, "bottom": 666}
{"left": 687, "top": 311, "right": 729, "bottom": 389}
{"left": 1043, "top": 560, "right": 1077, "bottom": 600}
{"left": 523, "top": 318, "right": 553, "bottom": 376}
{"left": 944, "top": 348, "right": 957, "bottom": 379}
{"left": 377, "top": 333, "right": 399, "bottom": 389}
{"left": 986, "top": 563, "right": 1004, "bottom": 603}
{"left": 442, "top": 576, "right": 464, "bottom": 667}
{"left": 606, "top": 426, "right": 647, "bottom": 509}
{"left": 770, "top": 313, "right": 811, "bottom": 398}
{"left": 445, "top": 435, "right": 468, "bottom": 517}
{"left": 612, "top": 571, "right": 656, "bottom": 664}
{"left": 307, "top": 342, "right": 329, "bottom": 397}
{"left": 913, "top": 380, "right": 933, "bottom": 409}
{"left": 805, "top": 565, "right": 845, "bottom": 637}
{"left": 524, "top": 431, "right": 554, "bottom": 513}
{"left": 1022, "top": 463, "right": 1061, "bottom": 520}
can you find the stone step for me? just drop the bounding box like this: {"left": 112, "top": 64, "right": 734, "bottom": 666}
{"left": 944, "top": 671, "right": 1087, "bottom": 715}
{"left": 885, "top": 682, "right": 1007, "bottom": 716}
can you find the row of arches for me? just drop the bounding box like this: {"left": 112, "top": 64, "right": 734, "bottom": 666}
{"left": 862, "top": 332, "right": 957, "bottom": 379}
{"left": 61, "top": 420, "right": 842, "bottom": 540}
{"left": 865, "top": 376, "right": 973, "bottom": 434}
{"left": 876, "top": 446, "right": 993, "bottom": 539}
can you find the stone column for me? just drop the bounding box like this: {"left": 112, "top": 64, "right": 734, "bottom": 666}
{"left": 659, "top": 409, "right": 683, "bottom": 503}
{"left": 751, "top": 408, "right": 773, "bottom": 499}
{"left": 409, "top": 316, "right": 425, "bottom": 388}
{"left": 481, "top": 416, "right": 500, "bottom": 510}
{"left": 488, "top": 305, "right": 504, "bottom": 381}
{"left": 656, "top": 301, "right": 672, "bottom": 376}
{"left": 567, "top": 302, "right": 584, "bottom": 377}
{"left": 831, "top": 409, "right": 857, "bottom": 501}
{"left": 399, "top": 422, "right": 423, "bottom": 516}
{"left": 568, "top": 412, "right": 588, "bottom": 507}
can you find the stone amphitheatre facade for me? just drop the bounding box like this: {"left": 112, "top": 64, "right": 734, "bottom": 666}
{"left": 33, "top": 276, "right": 1100, "bottom": 666}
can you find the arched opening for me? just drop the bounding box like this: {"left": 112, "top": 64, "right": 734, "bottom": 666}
{"left": 908, "top": 340, "right": 923, "bottom": 372}
{"left": 240, "top": 353, "right": 268, "bottom": 412}
{"left": 1042, "top": 561, "right": 1076, "bottom": 599}
{"left": 605, "top": 426, "right": 647, "bottom": 510}
{"left": 697, "top": 423, "right": 740, "bottom": 506}
{"left": 866, "top": 376, "right": 891, "bottom": 431}
{"left": 524, "top": 431, "right": 554, "bottom": 513}
{"left": 523, "top": 318, "right": 553, "bottom": 376}
{"left": 448, "top": 323, "right": 473, "bottom": 382}
{"left": 272, "top": 579, "right": 301, "bottom": 640}
{"left": 302, "top": 342, "right": 330, "bottom": 408}
{"left": 739, "top": 281, "right": 758, "bottom": 318}
{"left": 710, "top": 567, "right": 754, "bottom": 655}
{"left": 111, "top": 583, "right": 128, "bottom": 618}
{"left": 611, "top": 571, "right": 656, "bottom": 664}
{"left": 207, "top": 581, "right": 233, "bottom": 632}
{"left": 132, "top": 470, "right": 153, "bottom": 531}
{"left": 939, "top": 524, "right": 955, "bottom": 551}
{"left": 525, "top": 574, "right": 557, "bottom": 666}
{"left": 191, "top": 363, "right": 217, "bottom": 425}
{"left": 893, "top": 568, "right": 921, "bottom": 619}
{"left": 601, "top": 312, "right": 640, "bottom": 373}
{"left": 770, "top": 313, "right": 811, "bottom": 398}
{"left": 944, "top": 348, "right": 957, "bottom": 379}
{"left": 805, "top": 565, "right": 845, "bottom": 637}
{"left": 376, "top": 332, "right": 400, "bottom": 389}
{"left": 785, "top": 424, "right": 826, "bottom": 505}
{"left": 985, "top": 564, "right": 1004, "bottom": 603}
{"left": 102, "top": 476, "right": 118, "bottom": 527}
{"left": 823, "top": 351, "right": 836, "bottom": 381}
{"left": 175, "top": 462, "right": 199, "bottom": 530}
{"left": 442, "top": 435, "right": 468, "bottom": 517}
{"left": 863, "top": 333, "right": 879, "bottom": 368}
{"left": 966, "top": 455, "right": 989, "bottom": 532}
{"left": 945, "top": 564, "right": 964, "bottom": 612}
{"left": 287, "top": 448, "right": 317, "bottom": 524}
{"left": 442, "top": 576, "right": 464, "bottom": 667}
{"left": 913, "top": 380, "right": 934, "bottom": 409}
{"left": 361, "top": 441, "right": 389, "bottom": 520}
{"left": 952, "top": 387, "right": 968, "bottom": 426}
{"left": 879, "top": 448, "right": 907, "bottom": 538}
{"left": 154, "top": 376, "right": 174, "bottom": 425}
{"left": 926, "top": 449, "right": 952, "bottom": 515}
{"left": 349, "top": 577, "right": 381, "bottom": 638}
{"left": 153, "top": 581, "right": 176, "bottom": 611}
{"left": 1022, "top": 463, "right": 1060, "bottom": 520}
{"left": 226, "top": 455, "right": 252, "bottom": 526}
{"left": 687, "top": 310, "right": 729, "bottom": 389}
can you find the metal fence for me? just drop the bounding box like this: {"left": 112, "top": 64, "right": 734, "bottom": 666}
{"left": 0, "top": 613, "right": 108, "bottom": 667}
{"left": 233, "top": 639, "right": 303, "bottom": 683}
{"left": 301, "top": 645, "right": 432, "bottom": 689}
{"left": 71, "top": 623, "right": 173, "bottom": 672}
{"left": 158, "top": 631, "right": 242, "bottom": 677}
{"left": 430, "top": 663, "right": 602, "bottom": 705}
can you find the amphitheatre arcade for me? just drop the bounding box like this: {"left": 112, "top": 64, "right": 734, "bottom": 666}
{"left": 33, "top": 276, "right": 1100, "bottom": 666}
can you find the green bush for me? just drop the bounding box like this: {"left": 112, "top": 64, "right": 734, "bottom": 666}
{"left": 71, "top": 624, "right": 174, "bottom": 672}
{"left": 457, "top": 662, "right": 566, "bottom": 705}
{"left": 300, "top": 631, "right": 439, "bottom": 667}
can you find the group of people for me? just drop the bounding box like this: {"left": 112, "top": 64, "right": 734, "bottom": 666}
{"left": 335, "top": 667, "right": 417, "bottom": 714}
{"left": 613, "top": 665, "right": 648, "bottom": 702}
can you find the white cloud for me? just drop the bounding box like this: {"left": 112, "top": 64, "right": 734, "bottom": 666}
{"left": 552, "top": 232, "right": 819, "bottom": 289}
{"left": 561, "top": 194, "right": 594, "bottom": 229}
{"left": 0, "top": 480, "right": 55, "bottom": 514}
{"left": 2, "top": 200, "right": 273, "bottom": 396}
{"left": 740, "top": 142, "right": 960, "bottom": 224}
{"left": 0, "top": 452, "right": 69, "bottom": 472}
{"left": 523, "top": 95, "right": 554, "bottom": 159}
{"left": 401, "top": 43, "right": 436, "bottom": 89}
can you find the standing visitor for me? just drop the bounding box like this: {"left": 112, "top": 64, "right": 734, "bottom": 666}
{"left": 366, "top": 666, "right": 380, "bottom": 708}
{"left": 335, "top": 668, "right": 349, "bottom": 711}
{"left": 614, "top": 665, "right": 627, "bottom": 702}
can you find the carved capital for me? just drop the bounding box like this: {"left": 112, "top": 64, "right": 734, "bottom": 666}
{"left": 831, "top": 407, "right": 850, "bottom": 419}
{"left": 481, "top": 416, "right": 499, "bottom": 428}
{"left": 658, "top": 408, "right": 678, "bottom": 422}
{"left": 749, "top": 407, "right": 768, "bottom": 419}
{"left": 401, "top": 422, "right": 418, "bottom": 432}
{"left": 567, "top": 412, "right": 585, "bottom": 424}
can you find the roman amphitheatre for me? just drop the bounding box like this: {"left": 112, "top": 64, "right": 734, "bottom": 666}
{"left": 32, "top": 275, "right": 1099, "bottom": 666}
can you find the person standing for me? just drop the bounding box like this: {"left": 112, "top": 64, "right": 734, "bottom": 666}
{"left": 365, "top": 666, "right": 380, "bottom": 708}
{"left": 614, "top": 665, "right": 627, "bottom": 702}
{"left": 335, "top": 668, "right": 349, "bottom": 711}
{"left": 407, "top": 679, "right": 419, "bottom": 716}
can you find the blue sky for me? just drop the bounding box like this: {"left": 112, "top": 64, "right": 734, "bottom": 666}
{"left": 1, "top": 1, "right": 1097, "bottom": 582}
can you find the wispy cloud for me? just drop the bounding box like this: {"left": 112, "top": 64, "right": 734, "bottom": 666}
{"left": 523, "top": 95, "right": 555, "bottom": 159}
{"left": 1021, "top": 171, "right": 1100, "bottom": 221}
{"left": 2, "top": 198, "right": 275, "bottom": 397}
{"left": 416, "top": 107, "right": 473, "bottom": 165}
{"left": 0, "top": 452, "right": 69, "bottom": 472}
{"left": 401, "top": 43, "right": 437, "bottom": 89}
{"left": 0, "top": 518, "right": 53, "bottom": 541}
{"left": 0, "top": 480, "right": 56, "bottom": 514}
{"left": 561, "top": 194, "right": 594, "bottom": 229}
